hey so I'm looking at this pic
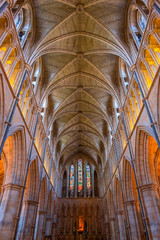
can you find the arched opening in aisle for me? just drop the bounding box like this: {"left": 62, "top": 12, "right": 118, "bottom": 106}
{"left": 114, "top": 177, "right": 126, "bottom": 240}
{"left": 34, "top": 176, "right": 47, "bottom": 240}
{"left": 0, "top": 127, "right": 26, "bottom": 239}
{"left": 17, "top": 158, "right": 39, "bottom": 240}
{"left": 107, "top": 188, "right": 116, "bottom": 240}
{"left": 44, "top": 189, "right": 54, "bottom": 238}
{"left": 135, "top": 129, "right": 160, "bottom": 239}
{"left": 123, "top": 158, "right": 145, "bottom": 239}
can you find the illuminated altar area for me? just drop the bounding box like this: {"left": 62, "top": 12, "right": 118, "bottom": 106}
{"left": 54, "top": 197, "right": 105, "bottom": 240}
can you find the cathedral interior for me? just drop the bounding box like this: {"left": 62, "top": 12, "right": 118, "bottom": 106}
{"left": 0, "top": 0, "right": 160, "bottom": 239}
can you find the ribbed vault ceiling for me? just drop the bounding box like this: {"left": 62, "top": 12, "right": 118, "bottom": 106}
{"left": 30, "top": 0, "right": 132, "bottom": 171}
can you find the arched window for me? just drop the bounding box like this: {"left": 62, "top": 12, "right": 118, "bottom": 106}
{"left": 86, "top": 164, "right": 91, "bottom": 197}
{"left": 12, "top": 4, "right": 32, "bottom": 49}
{"left": 130, "top": 6, "right": 143, "bottom": 44}
{"left": 14, "top": 9, "right": 23, "bottom": 31}
{"left": 70, "top": 164, "right": 74, "bottom": 196}
{"left": 119, "top": 58, "right": 132, "bottom": 94}
{"left": 137, "top": 11, "right": 147, "bottom": 32}
{"left": 63, "top": 159, "right": 98, "bottom": 198}
{"left": 128, "top": 3, "right": 149, "bottom": 60}
{"left": 78, "top": 159, "right": 83, "bottom": 193}
{"left": 86, "top": 164, "right": 91, "bottom": 190}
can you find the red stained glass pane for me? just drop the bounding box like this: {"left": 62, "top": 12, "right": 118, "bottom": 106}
{"left": 78, "top": 159, "right": 83, "bottom": 192}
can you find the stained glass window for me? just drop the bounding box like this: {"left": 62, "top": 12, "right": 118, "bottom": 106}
{"left": 70, "top": 164, "right": 74, "bottom": 190}
{"left": 139, "top": 14, "right": 147, "bottom": 31}
{"left": 78, "top": 159, "right": 83, "bottom": 192}
{"left": 86, "top": 164, "right": 91, "bottom": 190}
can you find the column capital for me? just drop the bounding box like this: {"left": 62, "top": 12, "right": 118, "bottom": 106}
{"left": 142, "top": 96, "right": 148, "bottom": 102}
{"left": 37, "top": 105, "right": 44, "bottom": 113}
{"left": 107, "top": 154, "right": 110, "bottom": 160}
{"left": 150, "top": 122, "right": 157, "bottom": 127}
{"left": 46, "top": 216, "right": 53, "bottom": 221}
{"left": 119, "top": 107, "right": 124, "bottom": 114}
{"left": 25, "top": 63, "right": 31, "bottom": 71}
{"left": 116, "top": 210, "right": 124, "bottom": 215}
{"left": 130, "top": 64, "right": 136, "bottom": 72}
{"left": 124, "top": 199, "right": 135, "bottom": 205}
{"left": 112, "top": 133, "right": 118, "bottom": 140}
{"left": 24, "top": 200, "right": 39, "bottom": 205}
{"left": 39, "top": 210, "right": 47, "bottom": 215}
{"left": 1, "top": 183, "right": 24, "bottom": 191}
{"left": 138, "top": 183, "right": 159, "bottom": 191}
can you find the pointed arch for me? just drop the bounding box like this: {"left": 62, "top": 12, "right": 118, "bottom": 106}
{"left": 24, "top": 157, "right": 39, "bottom": 202}
{"left": 2, "top": 125, "right": 26, "bottom": 185}
{"left": 135, "top": 126, "right": 159, "bottom": 186}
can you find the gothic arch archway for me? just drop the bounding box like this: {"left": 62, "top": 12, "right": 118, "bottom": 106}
{"left": 135, "top": 127, "right": 160, "bottom": 239}
{"left": 16, "top": 157, "right": 39, "bottom": 240}
{"left": 34, "top": 176, "right": 48, "bottom": 240}
{"left": 0, "top": 125, "right": 26, "bottom": 239}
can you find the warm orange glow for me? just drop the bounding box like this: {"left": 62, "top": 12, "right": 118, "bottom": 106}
{"left": 157, "top": 153, "right": 160, "bottom": 185}
{"left": 0, "top": 157, "right": 4, "bottom": 195}
{"left": 6, "top": 60, "right": 12, "bottom": 65}
{"left": 140, "top": 62, "right": 152, "bottom": 89}
{"left": 148, "top": 136, "right": 159, "bottom": 183}
{"left": 0, "top": 47, "right": 7, "bottom": 51}
{"left": 78, "top": 217, "right": 84, "bottom": 232}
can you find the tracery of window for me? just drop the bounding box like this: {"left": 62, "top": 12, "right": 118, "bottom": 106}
{"left": 86, "top": 164, "right": 91, "bottom": 190}
{"left": 119, "top": 58, "right": 131, "bottom": 97}
{"left": 78, "top": 159, "right": 83, "bottom": 192}
{"left": 138, "top": 12, "right": 147, "bottom": 32}
{"left": 14, "top": 9, "right": 23, "bottom": 31}
{"left": 12, "top": 4, "right": 32, "bottom": 48}
{"left": 129, "top": 5, "right": 148, "bottom": 57}
{"left": 63, "top": 160, "right": 98, "bottom": 198}
{"left": 70, "top": 164, "right": 74, "bottom": 191}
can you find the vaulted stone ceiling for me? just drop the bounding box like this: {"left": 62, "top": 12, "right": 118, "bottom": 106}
{"left": 29, "top": 0, "right": 133, "bottom": 171}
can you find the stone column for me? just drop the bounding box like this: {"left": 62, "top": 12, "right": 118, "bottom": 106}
{"left": 70, "top": 215, "right": 73, "bottom": 236}
{"left": 86, "top": 215, "right": 89, "bottom": 236}
{"left": 117, "top": 211, "right": 126, "bottom": 240}
{"left": 74, "top": 163, "right": 78, "bottom": 197}
{"left": 52, "top": 222, "right": 57, "bottom": 240}
{"left": 16, "top": 200, "right": 38, "bottom": 240}
{"left": 45, "top": 217, "right": 53, "bottom": 237}
{"left": 105, "top": 222, "right": 110, "bottom": 240}
{"left": 109, "top": 217, "right": 117, "bottom": 240}
{"left": 34, "top": 210, "right": 47, "bottom": 240}
{"left": 0, "top": 183, "right": 23, "bottom": 240}
{"left": 66, "top": 168, "right": 69, "bottom": 198}
{"left": 125, "top": 200, "right": 141, "bottom": 240}
{"left": 91, "top": 166, "right": 95, "bottom": 197}
{"left": 140, "top": 184, "right": 160, "bottom": 239}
